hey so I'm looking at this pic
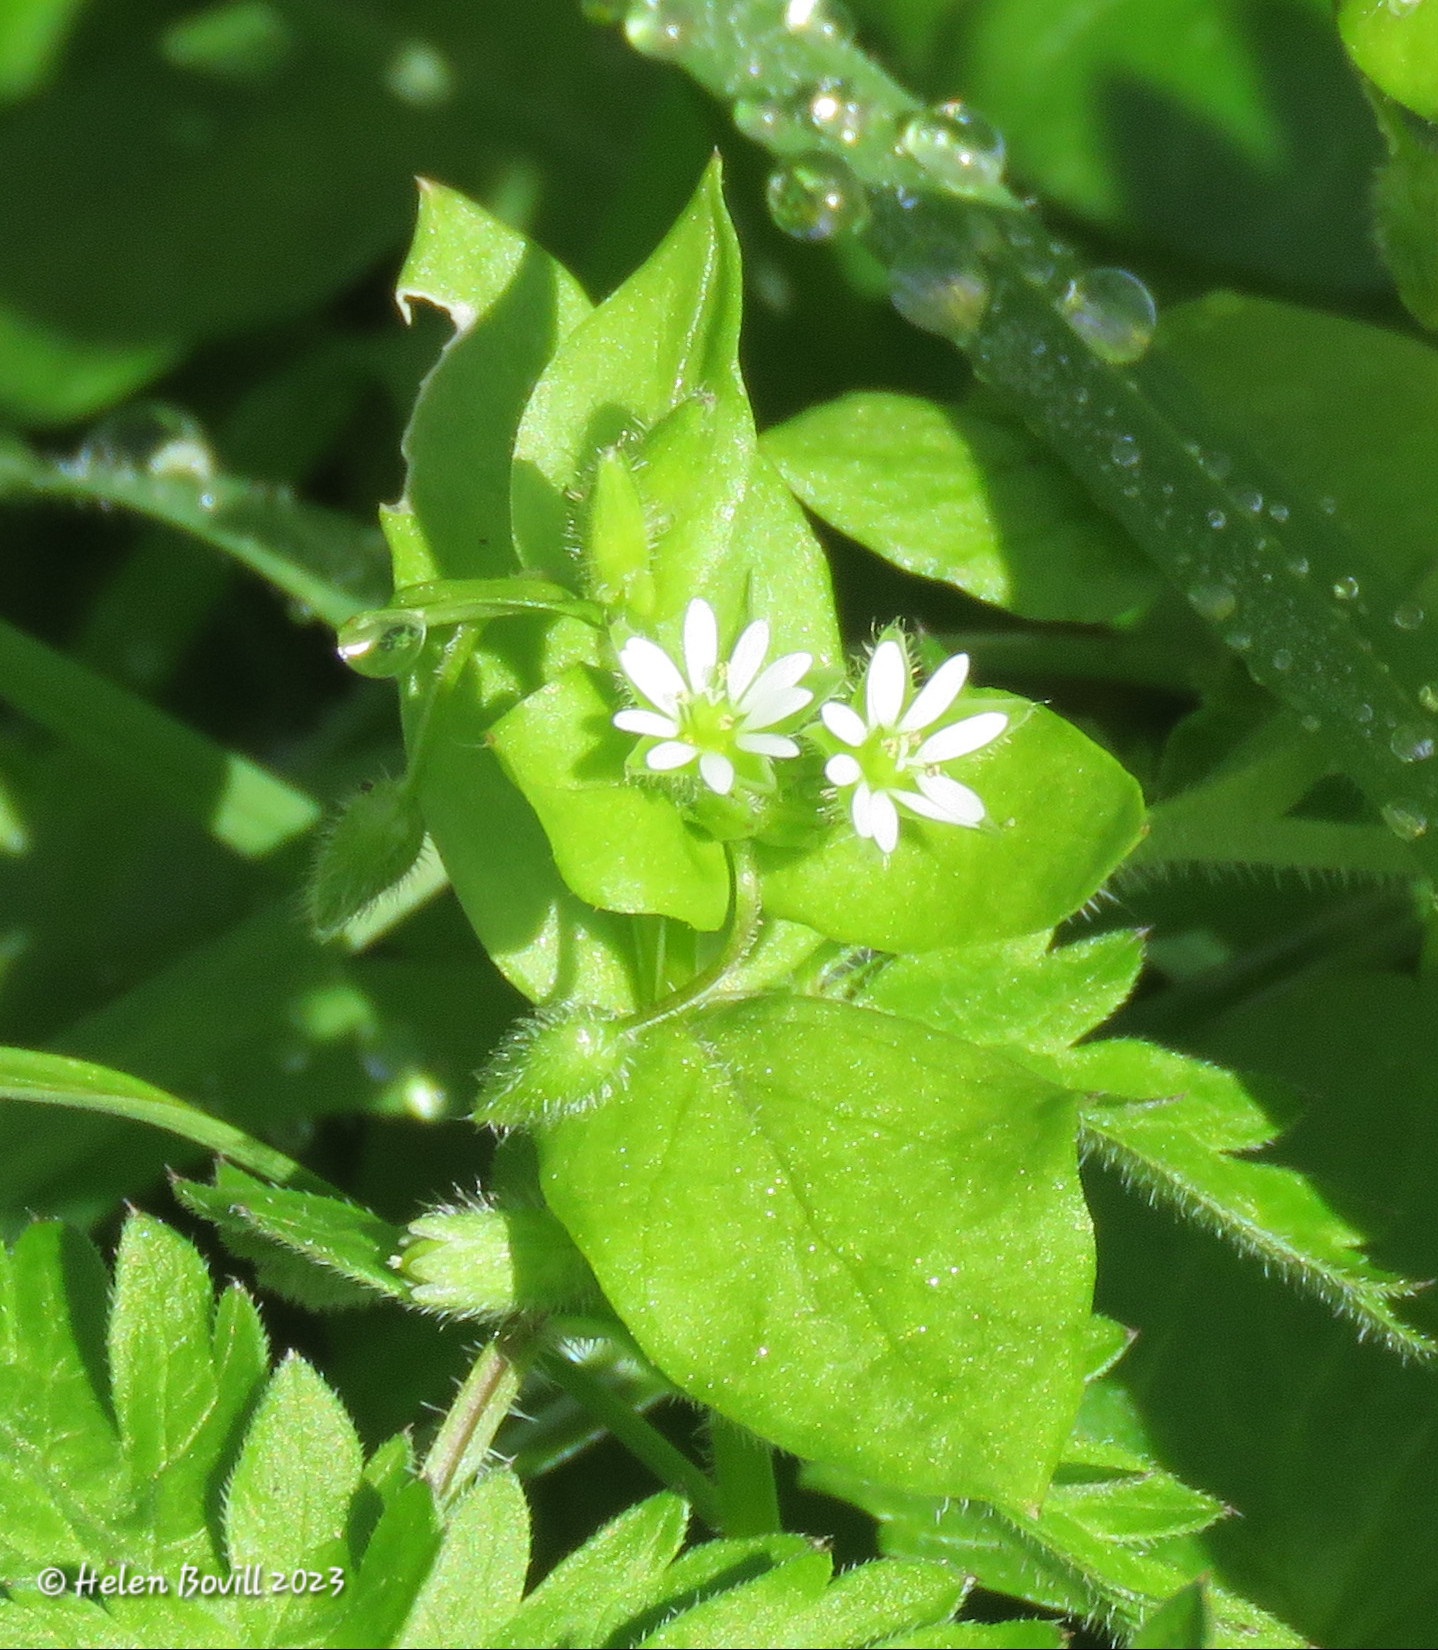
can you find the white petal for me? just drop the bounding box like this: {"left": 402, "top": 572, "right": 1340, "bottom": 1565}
{"left": 869, "top": 789, "right": 901, "bottom": 854}
{"left": 914, "top": 711, "right": 1009, "bottom": 765}
{"left": 737, "top": 732, "right": 800, "bottom": 758}
{"left": 740, "top": 685, "right": 812, "bottom": 729}
{"left": 614, "top": 708, "right": 680, "bottom": 738}
{"left": 915, "top": 770, "right": 986, "bottom": 825}
{"left": 645, "top": 740, "right": 698, "bottom": 772}
{"left": 821, "top": 701, "right": 868, "bottom": 747}
{"left": 826, "top": 753, "right": 862, "bottom": 786}
{"left": 699, "top": 751, "right": 735, "bottom": 794}
{"left": 892, "top": 788, "right": 954, "bottom": 823}
{"left": 620, "top": 637, "right": 686, "bottom": 714}
{"left": 899, "top": 653, "right": 971, "bottom": 732}
{"left": 739, "top": 651, "right": 812, "bottom": 723}
{"left": 851, "top": 781, "right": 874, "bottom": 837}
{"left": 865, "top": 639, "right": 908, "bottom": 728}
{"left": 683, "top": 599, "right": 719, "bottom": 692}
{"left": 727, "top": 620, "right": 770, "bottom": 701}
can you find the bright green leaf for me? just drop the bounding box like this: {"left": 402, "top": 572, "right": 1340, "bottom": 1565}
{"left": 1131, "top": 1579, "right": 1213, "bottom": 1650}
{"left": 397, "top": 1470, "right": 530, "bottom": 1648}
{"left": 542, "top": 997, "right": 1093, "bottom": 1509}
{"left": 1340, "top": 0, "right": 1438, "bottom": 120}
{"left": 638, "top": 1550, "right": 833, "bottom": 1648}
{"left": 763, "top": 392, "right": 1157, "bottom": 624}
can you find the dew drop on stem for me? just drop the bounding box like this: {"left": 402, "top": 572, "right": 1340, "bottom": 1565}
{"left": 1394, "top": 602, "right": 1426, "bottom": 630}
{"left": 1383, "top": 801, "right": 1429, "bottom": 841}
{"left": 1391, "top": 724, "right": 1436, "bottom": 763}
{"left": 888, "top": 240, "right": 991, "bottom": 342}
{"left": 1334, "top": 576, "right": 1361, "bottom": 601}
{"left": 1188, "top": 583, "right": 1237, "bottom": 622}
{"left": 899, "top": 101, "right": 1006, "bottom": 194}
{"left": 766, "top": 157, "right": 870, "bottom": 240}
{"left": 337, "top": 610, "right": 428, "bottom": 678}
{"left": 624, "top": 0, "right": 691, "bottom": 57}
{"left": 1059, "top": 268, "right": 1157, "bottom": 365}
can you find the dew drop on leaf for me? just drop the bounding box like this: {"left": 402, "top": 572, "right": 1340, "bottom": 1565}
{"left": 1189, "top": 583, "right": 1237, "bottom": 622}
{"left": 900, "top": 101, "right": 1006, "bottom": 194}
{"left": 1110, "top": 434, "right": 1140, "bottom": 467}
{"left": 1272, "top": 649, "right": 1293, "bottom": 671}
{"left": 1421, "top": 683, "right": 1438, "bottom": 712}
{"left": 1268, "top": 501, "right": 1291, "bottom": 523}
{"left": 1287, "top": 555, "right": 1310, "bottom": 578}
{"left": 1334, "top": 576, "right": 1362, "bottom": 600}
{"left": 1383, "top": 800, "right": 1429, "bottom": 840}
{"left": 1391, "top": 724, "right": 1436, "bottom": 763}
{"left": 808, "top": 83, "right": 869, "bottom": 146}
{"left": 1234, "top": 486, "right": 1263, "bottom": 514}
{"left": 1059, "top": 269, "right": 1157, "bottom": 364}
{"left": 766, "top": 157, "right": 869, "bottom": 240}
{"left": 1207, "top": 509, "right": 1227, "bottom": 530}
{"left": 1393, "top": 602, "right": 1426, "bottom": 630}
{"left": 336, "top": 610, "right": 427, "bottom": 677}
{"left": 624, "top": 0, "right": 691, "bottom": 57}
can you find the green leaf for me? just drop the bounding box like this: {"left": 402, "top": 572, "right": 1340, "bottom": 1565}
{"left": 1368, "top": 92, "right": 1438, "bottom": 332}
{"left": 759, "top": 697, "right": 1145, "bottom": 953}
{"left": 489, "top": 1491, "right": 689, "bottom": 1649}
{"left": 307, "top": 778, "right": 429, "bottom": 942}
{"left": 951, "top": 0, "right": 1385, "bottom": 291}
{"left": 637, "top": 1550, "right": 833, "bottom": 1648}
{"left": 1340, "top": 0, "right": 1438, "bottom": 120}
{"left": 326, "top": 1477, "right": 442, "bottom": 1650}
{"left": 763, "top": 392, "right": 1158, "bottom": 625}
{"left": 223, "top": 1353, "right": 362, "bottom": 1641}
{"left": 0, "top": 0, "right": 85, "bottom": 103}
{"left": 396, "top": 1470, "right": 530, "bottom": 1648}
{"left": 772, "top": 1558, "right": 967, "bottom": 1650}
{"left": 880, "top": 1624, "right": 1064, "bottom": 1649}
{"left": 388, "top": 179, "right": 592, "bottom": 585}
{"left": 174, "top": 1164, "right": 409, "bottom": 1311}
{"left": 862, "top": 930, "right": 1145, "bottom": 1055}
{"left": 490, "top": 663, "right": 730, "bottom": 929}
{"left": 0, "top": 614, "right": 320, "bottom": 859}
{"left": 1066, "top": 1039, "right": 1434, "bottom": 1357}
{"left": 1131, "top": 1580, "right": 1213, "bottom": 1650}
{"left": 0, "top": 424, "right": 382, "bottom": 626}
{"left": 542, "top": 997, "right": 1093, "bottom": 1510}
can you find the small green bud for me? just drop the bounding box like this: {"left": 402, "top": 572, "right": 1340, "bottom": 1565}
{"left": 307, "top": 777, "right": 427, "bottom": 941}
{"left": 397, "top": 1202, "right": 595, "bottom": 1319}
{"left": 475, "top": 1009, "right": 633, "bottom": 1129}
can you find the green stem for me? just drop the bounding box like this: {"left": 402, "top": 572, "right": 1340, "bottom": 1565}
{"left": 422, "top": 1329, "right": 530, "bottom": 1504}
{"left": 627, "top": 840, "right": 763, "bottom": 1029}
{"left": 537, "top": 1349, "right": 724, "bottom": 1529}
{"left": 707, "top": 1414, "right": 783, "bottom": 1537}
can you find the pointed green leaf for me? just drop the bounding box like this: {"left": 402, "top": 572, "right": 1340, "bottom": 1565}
{"left": 1131, "top": 1580, "right": 1213, "bottom": 1650}
{"left": 880, "top": 1624, "right": 1064, "bottom": 1649}
{"left": 638, "top": 1550, "right": 833, "bottom": 1648}
{"left": 764, "top": 392, "right": 1157, "bottom": 625}
{"left": 759, "top": 698, "right": 1145, "bottom": 953}
{"left": 542, "top": 998, "right": 1093, "bottom": 1509}
{"left": 397, "top": 1470, "right": 530, "bottom": 1648}
{"left": 775, "top": 1558, "right": 967, "bottom": 1650}
{"left": 489, "top": 1492, "right": 689, "bottom": 1649}
{"left": 327, "top": 1478, "right": 442, "bottom": 1650}
{"left": 863, "top": 930, "right": 1144, "bottom": 1055}
{"left": 389, "top": 179, "right": 591, "bottom": 585}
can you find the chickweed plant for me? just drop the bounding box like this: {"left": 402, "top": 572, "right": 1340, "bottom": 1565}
{"left": 1, "top": 1, "right": 1438, "bottom": 1644}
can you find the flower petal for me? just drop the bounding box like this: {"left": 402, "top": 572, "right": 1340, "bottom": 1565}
{"left": 683, "top": 599, "right": 719, "bottom": 692}
{"left": 915, "top": 770, "right": 986, "bottom": 825}
{"left": 727, "top": 620, "right": 770, "bottom": 702}
{"left": 620, "top": 638, "right": 687, "bottom": 715}
{"left": 914, "top": 711, "right": 1009, "bottom": 765}
{"left": 737, "top": 732, "right": 800, "bottom": 758}
{"left": 898, "top": 653, "right": 971, "bottom": 732}
{"left": 699, "top": 751, "right": 735, "bottom": 794}
{"left": 740, "top": 651, "right": 813, "bottom": 723}
{"left": 826, "top": 752, "right": 862, "bottom": 786}
{"left": 645, "top": 740, "right": 698, "bottom": 772}
{"left": 614, "top": 708, "right": 680, "bottom": 738}
{"left": 868, "top": 789, "right": 901, "bottom": 854}
{"left": 893, "top": 788, "right": 953, "bottom": 823}
{"left": 851, "top": 781, "right": 874, "bottom": 837}
{"left": 821, "top": 701, "right": 868, "bottom": 747}
{"left": 865, "top": 639, "right": 908, "bottom": 728}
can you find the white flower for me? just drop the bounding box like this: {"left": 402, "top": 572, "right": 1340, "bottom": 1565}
{"left": 821, "top": 637, "right": 1007, "bottom": 855}
{"left": 613, "top": 598, "right": 814, "bottom": 796}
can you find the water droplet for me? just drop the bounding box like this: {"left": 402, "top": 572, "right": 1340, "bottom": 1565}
{"left": 766, "top": 157, "right": 869, "bottom": 240}
{"left": 384, "top": 39, "right": 453, "bottom": 106}
{"left": 1268, "top": 501, "right": 1290, "bottom": 524}
{"left": 1200, "top": 449, "right": 1232, "bottom": 482}
{"left": 899, "top": 101, "right": 1006, "bottom": 194}
{"left": 1226, "top": 630, "right": 1253, "bottom": 652}
{"left": 808, "top": 82, "right": 868, "bottom": 146}
{"left": 77, "top": 403, "right": 217, "bottom": 486}
{"left": 734, "top": 96, "right": 808, "bottom": 147}
{"left": 1207, "top": 509, "right": 1227, "bottom": 530}
{"left": 1109, "top": 434, "right": 1140, "bottom": 468}
{"left": 1356, "top": 702, "right": 1375, "bottom": 725}
{"left": 785, "top": 0, "right": 850, "bottom": 40}
{"left": 1392, "top": 724, "right": 1436, "bottom": 763}
{"left": 1319, "top": 494, "right": 1338, "bottom": 515}
{"left": 1301, "top": 713, "right": 1321, "bottom": 732}
{"left": 1286, "top": 554, "right": 1310, "bottom": 578}
{"left": 1059, "top": 268, "right": 1157, "bottom": 365}
{"left": 889, "top": 241, "right": 990, "bottom": 341}
{"left": 1333, "top": 576, "right": 1361, "bottom": 601}
{"left": 624, "top": 0, "right": 690, "bottom": 57}
{"left": 1189, "top": 582, "right": 1237, "bottom": 622}
{"left": 1234, "top": 486, "right": 1263, "bottom": 514}
{"left": 1383, "top": 801, "right": 1428, "bottom": 840}
{"left": 337, "top": 610, "right": 427, "bottom": 678}
{"left": 1394, "top": 602, "right": 1426, "bottom": 630}
{"left": 1272, "top": 649, "right": 1293, "bottom": 671}
{"left": 1421, "top": 683, "right": 1438, "bottom": 713}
